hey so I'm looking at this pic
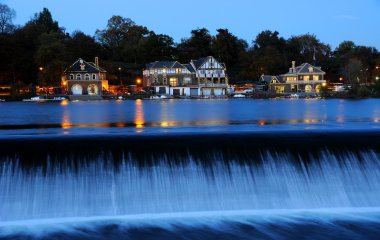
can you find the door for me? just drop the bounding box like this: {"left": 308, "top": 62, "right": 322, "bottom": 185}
{"left": 71, "top": 84, "right": 83, "bottom": 95}
{"left": 159, "top": 87, "right": 166, "bottom": 94}
{"left": 190, "top": 88, "right": 198, "bottom": 96}
{"left": 173, "top": 89, "right": 180, "bottom": 96}
{"left": 87, "top": 84, "right": 98, "bottom": 95}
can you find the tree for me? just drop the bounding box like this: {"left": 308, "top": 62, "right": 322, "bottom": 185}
{"left": 96, "top": 16, "right": 135, "bottom": 49}
{"left": 176, "top": 28, "right": 213, "bottom": 62}
{"left": 342, "top": 58, "right": 363, "bottom": 91}
{"left": 67, "top": 31, "right": 103, "bottom": 61}
{"left": 240, "top": 30, "right": 287, "bottom": 80}
{"left": 35, "top": 32, "right": 68, "bottom": 86}
{"left": 31, "top": 8, "right": 60, "bottom": 33}
{"left": 0, "top": 4, "right": 16, "bottom": 34}
{"left": 287, "top": 34, "right": 331, "bottom": 66}
{"left": 213, "top": 29, "right": 247, "bottom": 73}
{"left": 140, "top": 33, "right": 175, "bottom": 63}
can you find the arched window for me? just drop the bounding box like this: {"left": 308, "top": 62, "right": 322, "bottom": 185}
{"left": 76, "top": 74, "right": 81, "bottom": 80}
{"left": 69, "top": 74, "right": 74, "bottom": 80}
{"left": 92, "top": 74, "right": 96, "bottom": 80}
{"left": 85, "top": 74, "right": 90, "bottom": 80}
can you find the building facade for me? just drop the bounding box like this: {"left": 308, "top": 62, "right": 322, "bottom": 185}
{"left": 266, "top": 61, "right": 326, "bottom": 93}
{"left": 143, "top": 56, "right": 229, "bottom": 97}
{"left": 62, "top": 58, "right": 108, "bottom": 95}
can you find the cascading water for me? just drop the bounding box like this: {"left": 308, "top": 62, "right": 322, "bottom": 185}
{"left": 2, "top": 149, "right": 380, "bottom": 222}
{"left": 1, "top": 133, "right": 380, "bottom": 239}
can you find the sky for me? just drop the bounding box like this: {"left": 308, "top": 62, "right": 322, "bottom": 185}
{"left": 3, "top": 0, "right": 380, "bottom": 49}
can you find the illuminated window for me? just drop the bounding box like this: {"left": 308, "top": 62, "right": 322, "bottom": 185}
{"left": 170, "top": 78, "right": 178, "bottom": 86}
{"left": 304, "top": 76, "right": 310, "bottom": 81}
{"left": 275, "top": 86, "right": 284, "bottom": 93}
{"left": 313, "top": 75, "right": 319, "bottom": 80}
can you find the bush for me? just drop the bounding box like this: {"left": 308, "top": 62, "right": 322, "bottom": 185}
{"left": 357, "top": 86, "right": 370, "bottom": 98}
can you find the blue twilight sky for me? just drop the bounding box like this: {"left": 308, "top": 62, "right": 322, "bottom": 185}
{"left": 3, "top": 0, "right": 380, "bottom": 49}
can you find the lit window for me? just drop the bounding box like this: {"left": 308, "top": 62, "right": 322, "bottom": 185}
{"left": 170, "top": 78, "right": 178, "bottom": 86}
{"left": 304, "top": 76, "right": 310, "bottom": 81}
{"left": 313, "top": 75, "right": 319, "bottom": 81}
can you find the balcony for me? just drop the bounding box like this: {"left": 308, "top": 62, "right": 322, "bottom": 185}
{"left": 199, "top": 84, "right": 228, "bottom": 88}
{"left": 285, "top": 80, "right": 326, "bottom": 84}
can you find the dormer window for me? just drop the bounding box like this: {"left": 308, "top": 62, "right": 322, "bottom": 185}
{"left": 76, "top": 74, "right": 81, "bottom": 80}
{"left": 80, "top": 64, "right": 85, "bottom": 71}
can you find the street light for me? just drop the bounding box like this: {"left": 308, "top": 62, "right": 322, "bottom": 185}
{"left": 118, "top": 67, "right": 122, "bottom": 86}
{"left": 136, "top": 78, "right": 142, "bottom": 85}
{"left": 39, "top": 67, "right": 44, "bottom": 71}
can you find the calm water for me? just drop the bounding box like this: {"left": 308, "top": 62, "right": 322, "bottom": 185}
{"left": 1, "top": 99, "right": 380, "bottom": 136}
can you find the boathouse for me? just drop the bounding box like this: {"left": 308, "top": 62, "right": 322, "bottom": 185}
{"left": 267, "top": 61, "right": 326, "bottom": 93}
{"left": 63, "top": 57, "right": 108, "bottom": 96}
{"left": 142, "top": 56, "right": 229, "bottom": 97}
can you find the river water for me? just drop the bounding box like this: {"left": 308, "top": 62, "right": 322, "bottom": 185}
{"left": 1, "top": 99, "right": 380, "bottom": 239}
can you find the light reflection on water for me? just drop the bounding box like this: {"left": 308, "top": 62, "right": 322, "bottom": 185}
{"left": 1, "top": 99, "right": 380, "bottom": 135}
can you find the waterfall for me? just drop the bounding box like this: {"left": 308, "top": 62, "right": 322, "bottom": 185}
{"left": 2, "top": 149, "right": 380, "bottom": 222}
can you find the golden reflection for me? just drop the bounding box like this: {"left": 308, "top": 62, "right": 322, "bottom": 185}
{"left": 60, "top": 100, "right": 69, "bottom": 106}
{"left": 116, "top": 122, "right": 126, "bottom": 128}
{"left": 135, "top": 99, "right": 145, "bottom": 129}
{"left": 258, "top": 120, "right": 266, "bottom": 126}
{"left": 61, "top": 108, "right": 71, "bottom": 129}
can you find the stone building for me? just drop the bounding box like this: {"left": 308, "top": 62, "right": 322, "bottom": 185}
{"left": 62, "top": 57, "right": 108, "bottom": 96}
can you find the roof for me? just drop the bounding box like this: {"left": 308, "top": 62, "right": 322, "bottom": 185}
{"left": 64, "top": 58, "right": 106, "bottom": 73}
{"left": 286, "top": 63, "right": 325, "bottom": 75}
{"left": 184, "top": 64, "right": 195, "bottom": 73}
{"left": 191, "top": 57, "right": 209, "bottom": 70}
{"left": 260, "top": 75, "right": 284, "bottom": 84}
{"left": 146, "top": 61, "right": 186, "bottom": 69}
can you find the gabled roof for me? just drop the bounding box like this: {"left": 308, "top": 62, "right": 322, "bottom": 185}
{"left": 260, "top": 75, "right": 284, "bottom": 84}
{"left": 64, "top": 58, "right": 106, "bottom": 73}
{"left": 184, "top": 64, "right": 196, "bottom": 73}
{"left": 146, "top": 61, "right": 186, "bottom": 69}
{"left": 287, "top": 63, "right": 325, "bottom": 75}
{"left": 191, "top": 57, "right": 209, "bottom": 70}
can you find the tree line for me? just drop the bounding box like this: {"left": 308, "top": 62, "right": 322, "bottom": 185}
{"left": 0, "top": 4, "right": 379, "bottom": 91}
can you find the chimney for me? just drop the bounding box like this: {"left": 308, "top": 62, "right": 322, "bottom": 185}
{"left": 292, "top": 61, "right": 296, "bottom": 69}
{"left": 95, "top": 57, "right": 99, "bottom": 68}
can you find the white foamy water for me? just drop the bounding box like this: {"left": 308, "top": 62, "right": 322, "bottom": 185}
{"left": 1, "top": 150, "right": 380, "bottom": 222}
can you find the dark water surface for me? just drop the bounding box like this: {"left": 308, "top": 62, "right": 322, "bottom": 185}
{"left": 2, "top": 99, "right": 380, "bottom": 239}
{"left": 1, "top": 99, "right": 380, "bottom": 136}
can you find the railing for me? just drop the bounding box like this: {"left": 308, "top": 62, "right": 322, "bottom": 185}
{"left": 199, "top": 84, "right": 228, "bottom": 88}
{"left": 64, "top": 78, "right": 107, "bottom": 81}
{"left": 285, "top": 80, "right": 326, "bottom": 84}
